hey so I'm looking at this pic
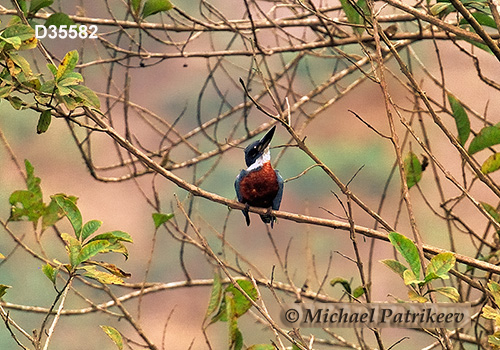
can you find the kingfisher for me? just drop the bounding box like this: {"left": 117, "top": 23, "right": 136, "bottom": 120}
{"left": 234, "top": 125, "right": 284, "bottom": 227}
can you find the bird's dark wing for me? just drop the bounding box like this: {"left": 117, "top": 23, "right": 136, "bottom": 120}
{"left": 272, "top": 170, "right": 284, "bottom": 211}
{"left": 234, "top": 170, "right": 246, "bottom": 203}
{"left": 235, "top": 170, "right": 250, "bottom": 226}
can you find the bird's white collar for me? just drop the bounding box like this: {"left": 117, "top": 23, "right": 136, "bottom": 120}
{"left": 247, "top": 148, "right": 270, "bottom": 171}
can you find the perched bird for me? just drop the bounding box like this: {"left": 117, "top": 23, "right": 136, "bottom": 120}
{"left": 234, "top": 125, "right": 284, "bottom": 227}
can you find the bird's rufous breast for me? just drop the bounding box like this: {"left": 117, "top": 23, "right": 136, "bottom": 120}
{"left": 239, "top": 162, "right": 279, "bottom": 208}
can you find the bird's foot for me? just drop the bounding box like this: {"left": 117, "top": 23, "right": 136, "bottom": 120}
{"left": 266, "top": 207, "right": 276, "bottom": 228}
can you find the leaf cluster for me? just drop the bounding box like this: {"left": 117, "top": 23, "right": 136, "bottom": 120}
{"left": 8, "top": 160, "right": 132, "bottom": 286}
{"left": 205, "top": 274, "right": 263, "bottom": 350}
{"left": 381, "top": 232, "right": 459, "bottom": 302}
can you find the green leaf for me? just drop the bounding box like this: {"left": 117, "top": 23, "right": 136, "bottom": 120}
{"left": 9, "top": 190, "right": 44, "bottom": 222}
{"left": 76, "top": 240, "right": 112, "bottom": 265}
{"left": 352, "top": 285, "right": 365, "bottom": 298}
{"left": 468, "top": 124, "right": 500, "bottom": 154}
{"left": 141, "top": 0, "right": 173, "bottom": 18}
{"left": 460, "top": 12, "right": 497, "bottom": 29}
{"left": 81, "top": 220, "right": 102, "bottom": 241}
{"left": 100, "top": 325, "right": 123, "bottom": 350}
{"left": 339, "top": 0, "right": 362, "bottom": 34}
{"left": 47, "top": 63, "right": 57, "bottom": 76}
{"left": 8, "top": 96, "right": 24, "bottom": 109}
{"left": 447, "top": 93, "right": 470, "bottom": 146}
{"left": 36, "top": 109, "right": 51, "bottom": 134}
{"left": 88, "top": 230, "right": 133, "bottom": 243}
{"left": 56, "top": 50, "right": 79, "bottom": 81}
{"left": 17, "top": 0, "right": 28, "bottom": 14}
{"left": 131, "top": 0, "right": 142, "bottom": 13}
{"left": 42, "top": 263, "right": 57, "bottom": 284}
{"left": 225, "top": 280, "right": 257, "bottom": 319}
{"left": 0, "top": 36, "right": 22, "bottom": 50}
{"left": 42, "top": 196, "right": 76, "bottom": 231}
{"left": 0, "top": 85, "right": 13, "bottom": 98}
{"left": 482, "top": 153, "right": 500, "bottom": 174}
{"left": 44, "top": 12, "right": 75, "bottom": 28}
{"left": 69, "top": 84, "right": 100, "bottom": 108}
{"left": 481, "top": 202, "right": 500, "bottom": 223}
{"left": 226, "top": 295, "right": 244, "bottom": 350}
{"left": 404, "top": 151, "right": 422, "bottom": 189}
{"left": 82, "top": 266, "right": 124, "bottom": 284}
{"left": 247, "top": 346, "right": 275, "bottom": 350}
{"left": 58, "top": 76, "right": 83, "bottom": 87}
{"left": 1, "top": 24, "right": 35, "bottom": 51}
{"left": 434, "top": 286, "right": 460, "bottom": 302}
{"left": 330, "top": 277, "right": 352, "bottom": 295}
{"left": 25, "top": 159, "right": 41, "bottom": 197}
{"left": 425, "top": 252, "right": 455, "bottom": 280}
{"left": 462, "top": 37, "right": 493, "bottom": 55}
{"left": 53, "top": 194, "right": 83, "bottom": 239}
{"left": 488, "top": 281, "right": 500, "bottom": 307}
{"left": 388, "top": 231, "right": 421, "bottom": 278}
{"left": 205, "top": 272, "right": 223, "bottom": 320}
{"left": 380, "top": 259, "right": 408, "bottom": 278}
{"left": 9, "top": 160, "right": 44, "bottom": 223}
{"left": 59, "top": 94, "right": 79, "bottom": 110}
{"left": 423, "top": 272, "right": 443, "bottom": 284}
{"left": 29, "top": 0, "right": 54, "bottom": 15}
{"left": 152, "top": 212, "right": 174, "bottom": 229}
{"left": 61, "top": 232, "right": 82, "bottom": 267}
{"left": 0, "top": 285, "right": 11, "bottom": 298}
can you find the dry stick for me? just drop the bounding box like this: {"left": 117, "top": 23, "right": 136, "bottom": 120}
{"left": 381, "top": 0, "right": 487, "bottom": 43}
{"left": 1, "top": 277, "right": 338, "bottom": 317}
{"left": 373, "top": 14, "right": 500, "bottom": 232}
{"left": 41, "top": 275, "right": 74, "bottom": 350}
{"left": 238, "top": 78, "right": 394, "bottom": 232}
{"left": 372, "top": 2, "right": 429, "bottom": 279}
{"left": 0, "top": 305, "right": 32, "bottom": 349}
{"left": 174, "top": 195, "right": 308, "bottom": 350}
{"left": 447, "top": 0, "right": 500, "bottom": 61}
{"left": 102, "top": 284, "right": 158, "bottom": 350}
{"left": 370, "top": 13, "right": 452, "bottom": 349}
{"left": 83, "top": 108, "right": 500, "bottom": 275}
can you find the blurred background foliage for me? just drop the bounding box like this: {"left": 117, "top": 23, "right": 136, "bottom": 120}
{"left": 1, "top": 0, "right": 500, "bottom": 348}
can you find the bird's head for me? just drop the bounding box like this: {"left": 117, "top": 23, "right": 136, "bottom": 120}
{"left": 244, "top": 125, "right": 276, "bottom": 169}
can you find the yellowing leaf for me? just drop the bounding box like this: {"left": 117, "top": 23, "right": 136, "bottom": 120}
{"left": 434, "top": 286, "right": 460, "bottom": 302}
{"left": 82, "top": 266, "right": 124, "bottom": 284}
{"left": 482, "top": 153, "right": 500, "bottom": 174}
{"left": 56, "top": 50, "right": 79, "bottom": 80}
{"left": 426, "top": 252, "right": 455, "bottom": 279}
{"left": 100, "top": 325, "right": 123, "bottom": 350}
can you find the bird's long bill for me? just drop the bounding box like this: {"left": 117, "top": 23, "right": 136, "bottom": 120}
{"left": 257, "top": 125, "right": 276, "bottom": 152}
